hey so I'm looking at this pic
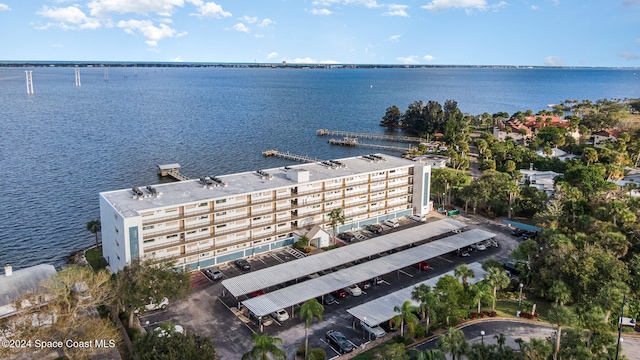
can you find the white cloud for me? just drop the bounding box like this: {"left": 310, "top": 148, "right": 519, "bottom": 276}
{"left": 258, "top": 18, "right": 273, "bottom": 27}
{"left": 621, "top": 51, "right": 639, "bottom": 60}
{"left": 170, "top": 56, "right": 183, "bottom": 61}
{"left": 240, "top": 15, "right": 258, "bottom": 23}
{"left": 288, "top": 57, "right": 340, "bottom": 64}
{"left": 530, "top": 5, "right": 538, "bottom": 10}
{"left": 254, "top": 34, "right": 264, "bottom": 38}
{"left": 423, "top": 55, "right": 435, "bottom": 61}
{"left": 397, "top": 55, "right": 419, "bottom": 64}
{"left": 36, "top": 5, "right": 101, "bottom": 29}
{"left": 312, "top": 0, "right": 380, "bottom": 7}
{"left": 267, "top": 52, "right": 279, "bottom": 59}
{"left": 388, "top": 35, "right": 401, "bottom": 42}
{"left": 310, "top": 8, "right": 333, "bottom": 15}
{"left": 117, "top": 19, "right": 186, "bottom": 46}
{"left": 490, "top": 1, "right": 507, "bottom": 11}
{"left": 422, "top": 0, "right": 487, "bottom": 12}
{"left": 232, "top": 23, "right": 250, "bottom": 32}
{"left": 88, "top": 0, "right": 185, "bottom": 18}
{"left": 191, "top": 1, "right": 232, "bottom": 18}
{"left": 543, "top": 56, "right": 564, "bottom": 66}
{"left": 384, "top": 4, "right": 409, "bottom": 16}
{"left": 0, "top": 3, "right": 10, "bottom": 11}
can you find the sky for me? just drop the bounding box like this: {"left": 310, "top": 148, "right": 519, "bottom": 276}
{"left": 0, "top": 0, "right": 639, "bottom": 66}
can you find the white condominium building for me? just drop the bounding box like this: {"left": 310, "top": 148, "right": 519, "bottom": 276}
{"left": 99, "top": 154, "right": 432, "bottom": 273}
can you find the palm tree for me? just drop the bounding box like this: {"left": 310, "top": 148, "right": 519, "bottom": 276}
{"left": 470, "top": 282, "right": 493, "bottom": 315}
{"left": 437, "top": 327, "right": 469, "bottom": 360}
{"left": 484, "top": 267, "right": 510, "bottom": 311}
{"left": 242, "top": 333, "right": 286, "bottom": 360}
{"left": 407, "top": 348, "right": 446, "bottom": 360}
{"left": 454, "top": 264, "right": 474, "bottom": 286}
{"left": 411, "top": 284, "right": 439, "bottom": 335}
{"left": 299, "top": 298, "right": 324, "bottom": 359}
{"left": 548, "top": 280, "right": 572, "bottom": 306}
{"left": 390, "top": 300, "right": 419, "bottom": 336}
{"left": 86, "top": 220, "right": 101, "bottom": 247}
{"left": 327, "top": 208, "right": 345, "bottom": 245}
{"left": 547, "top": 304, "right": 575, "bottom": 360}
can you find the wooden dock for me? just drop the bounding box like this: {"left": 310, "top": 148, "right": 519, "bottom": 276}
{"left": 157, "top": 164, "right": 189, "bottom": 181}
{"left": 328, "top": 138, "right": 411, "bottom": 152}
{"left": 262, "top": 150, "right": 321, "bottom": 163}
{"left": 316, "top": 129, "right": 423, "bottom": 143}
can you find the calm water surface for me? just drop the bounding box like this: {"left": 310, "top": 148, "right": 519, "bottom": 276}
{"left": 0, "top": 66, "right": 638, "bottom": 269}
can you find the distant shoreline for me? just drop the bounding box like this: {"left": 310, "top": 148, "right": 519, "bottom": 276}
{"left": 0, "top": 61, "right": 638, "bottom": 70}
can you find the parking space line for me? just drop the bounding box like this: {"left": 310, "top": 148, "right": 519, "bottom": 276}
{"left": 437, "top": 256, "right": 454, "bottom": 263}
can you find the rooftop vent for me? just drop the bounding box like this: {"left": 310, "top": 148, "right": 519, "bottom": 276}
{"left": 146, "top": 185, "right": 158, "bottom": 196}
{"left": 4, "top": 264, "right": 12, "bottom": 277}
{"left": 255, "top": 170, "right": 273, "bottom": 180}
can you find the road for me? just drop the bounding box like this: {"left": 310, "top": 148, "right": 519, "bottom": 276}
{"left": 414, "top": 319, "right": 640, "bottom": 360}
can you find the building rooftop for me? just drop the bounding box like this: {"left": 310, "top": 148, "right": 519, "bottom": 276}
{"left": 0, "top": 264, "right": 57, "bottom": 310}
{"left": 101, "top": 154, "right": 417, "bottom": 218}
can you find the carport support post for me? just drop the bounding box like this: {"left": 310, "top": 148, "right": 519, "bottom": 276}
{"left": 259, "top": 317, "right": 263, "bottom": 333}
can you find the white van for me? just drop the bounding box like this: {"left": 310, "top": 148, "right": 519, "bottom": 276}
{"left": 383, "top": 219, "right": 399, "bottom": 228}
{"left": 362, "top": 322, "right": 386, "bottom": 339}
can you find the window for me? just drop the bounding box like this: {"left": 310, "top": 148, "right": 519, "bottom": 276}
{"left": 200, "top": 228, "right": 208, "bottom": 232}
{"left": 142, "top": 225, "right": 153, "bottom": 230}
{"left": 277, "top": 223, "right": 287, "bottom": 227}
{"left": 199, "top": 202, "right": 208, "bottom": 207}
{"left": 326, "top": 201, "right": 334, "bottom": 206}
{"left": 167, "top": 234, "right": 178, "bottom": 239}
{"left": 216, "top": 199, "right": 226, "bottom": 204}
{"left": 143, "top": 239, "right": 155, "bottom": 244}
{"left": 187, "top": 230, "right": 196, "bottom": 234}
{"left": 253, "top": 216, "right": 262, "bottom": 221}
{"left": 200, "top": 215, "right": 208, "bottom": 220}
{"left": 165, "top": 208, "right": 177, "bottom": 213}
{"left": 216, "top": 224, "right": 226, "bottom": 229}
{"left": 216, "top": 211, "right": 227, "bottom": 216}
{"left": 312, "top": 205, "right": 320, "bottom": 209}
{"left": 262, "top": 226, "right": 272, "bottom": 230}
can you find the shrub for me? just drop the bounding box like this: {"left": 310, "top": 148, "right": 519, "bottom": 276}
{"left": 308, "top": 348, "right": 326, "bottom": 360}
{"left": 414, "top": 324, "right": 426, "bottom": 339}
{"left": 391, "top": 334, "right": 413, "bottom": 346}
{"left": 297, "top": 343, "right": 305, "bottom": 356}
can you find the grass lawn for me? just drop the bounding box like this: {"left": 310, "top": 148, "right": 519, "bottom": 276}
{"left": 489, "top": 299, "right": 555, "bottom": 323}
{"left": 85, "top": 247, "right": 108, "bottom": 271}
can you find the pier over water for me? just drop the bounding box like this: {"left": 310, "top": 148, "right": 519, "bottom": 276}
{"left": 316, "top": 129, "right": 423, "bottom": 143}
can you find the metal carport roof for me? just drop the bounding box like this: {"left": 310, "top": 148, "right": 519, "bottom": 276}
{"left": 241, "top": 229, "right": 495, "bottom": 317}
{"left": 222, "top": 218, "right": 466, "bottom": 297}
{"left": 346, "top": 262, "right": 487, "bottom": 327}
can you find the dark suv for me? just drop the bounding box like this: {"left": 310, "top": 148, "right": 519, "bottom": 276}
{"left": 365, "top": 224, "right": 383, "bottom": 234}
{"left": 234, "top": 259, "right": 251, "bottom": 271}
{"left": 326, "top": 330, "right": 356, "bottom": 354}
{"left": 337, "top": 232, "right": 356, "bottom": 242}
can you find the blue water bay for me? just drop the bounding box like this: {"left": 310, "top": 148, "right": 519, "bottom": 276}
{"left": 0, "top": 66, "right": 638, "bottom": 269}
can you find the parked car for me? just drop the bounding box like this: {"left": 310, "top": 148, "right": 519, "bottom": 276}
{"left": 412, "top": 261, "right": 432, "bottom": 271}
{"left": 234, "top": 259, "right": 251, "bottom": 270}
{"left": 408, "top": 214, "right": 426, "bottom": 222}
{"left": 203, "top": 268, "right": 223, "bottom": 280}
{"left": 261, "top": 315, "right": 274, "bottom": 326}
{"left": 361, "top": 322, "right": 387, "bottom": 339}
{"left": 319, "top": 293, "right": 337, "bottom": 305}
{"left": 346, "top": 285, "right": 362, "bottom": 296}
{"left": 326, "top": 330, "right": 356, "bottom": 354}
{"left": 272, "top": 308, "right": 289, "bottom": 322}
{"left": 135, "top": 297, "right": 169, "bottom": 313}
{"left": 249, "top": 290, "right": 265, "bottom": 297}
{"left": 154, "top": 324, "right": 184, "bottom": 337}
{"left": 472, "top": 243, "right": 487, "bottom": 251}
{"left": 359, "top": 280, "right": 372, "bottom": 290}
{"left": 332, "top": 289, "right": 348, "bottom": 298}
{"left": 337, "top": 232, "right": 356, "bottom": 242}
{"left": 365, "top": 224, "right": 383, "bottom": 233}
{"left": 457, "top": 248, "right": 472, "bottom": 257}
{"left": 485, "top": 238, "right": 499, "bottom": 248}
{"left": 383, "top": 219, "right": 399, "bottom": 228}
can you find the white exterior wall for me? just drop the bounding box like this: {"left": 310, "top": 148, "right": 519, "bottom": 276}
{"left": 412, "top": 163, "right": 433, "bottom": 216}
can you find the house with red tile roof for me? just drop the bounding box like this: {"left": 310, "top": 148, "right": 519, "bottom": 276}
{"left": 592, "top": 129, "right": 621, "bottom": 148}
{"left": 493, "top": 115, "right": 579, "bottom": 143}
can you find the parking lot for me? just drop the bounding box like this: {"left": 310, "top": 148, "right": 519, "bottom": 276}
{"left": 137, "top": 212, "right": 520, "bottom": 359}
